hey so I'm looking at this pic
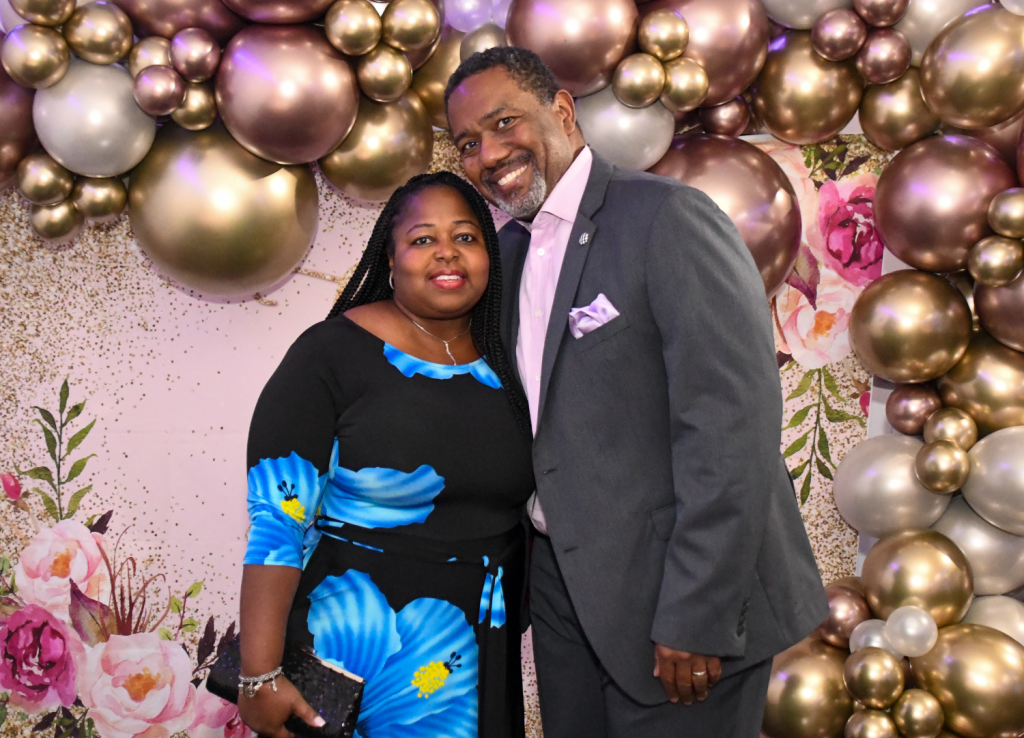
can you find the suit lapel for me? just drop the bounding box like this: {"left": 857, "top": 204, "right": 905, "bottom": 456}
{"left": 498, "top": 221, "right": 530, "bottom": 389}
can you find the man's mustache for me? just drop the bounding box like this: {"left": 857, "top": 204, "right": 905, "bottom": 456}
{"left": 483, "top": 153, "right": 535, "bottom": 190}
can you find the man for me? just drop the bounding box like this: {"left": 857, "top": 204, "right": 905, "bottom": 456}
{"left": 445, "top": 47, "right": 828, "bottom": 737}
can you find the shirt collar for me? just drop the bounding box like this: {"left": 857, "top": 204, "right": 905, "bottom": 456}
{"left": 517, "top": 146, "right": 593, "bottom": 231}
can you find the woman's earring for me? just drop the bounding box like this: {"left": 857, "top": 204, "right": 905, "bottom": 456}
{"left": 389, "top": 272, "right": 394, "bottom": 290}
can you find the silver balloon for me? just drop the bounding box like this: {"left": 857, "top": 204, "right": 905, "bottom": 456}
{"left": 962, "top": 426, "right": 1024, "bottom": 536}
{"left": 574, "top": 86, "right": 675, "bottom": 171}
{"left": 834, "top": 435, "right": 952, "bottom": 537}
{"left": 850, "top": 619, "right": 905, "bottom": 657}
{"left": 894, "top": 0, "right": 990, "bottom": 66}
{"left": 0, "top": 0, "right": 23, "bottom": 32}
{"left": 33, "top": 58, "right": 155, "bottom": 177}
{"left": 762, "top": 0, "right": 853, "bottom": 30}
{"left": 932, "top": 495, "right": 1024, "bottom": 596}
{"left": 963, "top": 596, "right": 1024, "bottom": 646}
{"left": 884, "top": 605, "right": 939, "bottom": 657}
{"left": 1003, "top": 0, "right": 1024, "bottom": 14}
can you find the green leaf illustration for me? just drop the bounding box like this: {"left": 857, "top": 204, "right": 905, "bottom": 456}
{"left": 821, "top": 366, "right": 844, "bottom": 400}
{"left": 181, "top": 618, "right": 200, "bottom": 633}
{"left": 170, "top": 596, "right": 183, "bottom": 614}
{"left": 65, "top": 420, "right": 96, "bottom": 459}
{"left": 59, "top": 378, "right": 69, "bottom": 415}
{"left": 37, "top": 488, "right": 60, "bottom": 522}
{"left": 823, "top": 394, "right": 864, "bottom": 426}
{"left": 35, "top": 421, "right": 58, "bottom": 464}
{"left": 0, "top": 703, "right": 7, "bottom": 729}
{"left": 23, "top": 466, "right": 54, "bottom": 484}
{"left": 818, "top": 429, "right": 833, "bottom": 464}
{"left": 783, "top": 406, "right": 813, "bottom": 430}
{"left": 186, "top": 581, "right": 204, "bottom": 599}
{"left": 789, "top": 460, "right": 809, "bottom": 481}
{"left": 783, "top": 432, "right": 810, "bottom": 459}
{"left": 158, "top": 628, "right": 174, "bottom": 641}
{"left": 816, "top": 458, "right": 834, "bottom": 481}
{"left": 800, "top": 471, "right": 812, "bottom": 504}
{"left": 64, "top": 455, "right": 95, "bottom": 485}
{"left": 34, "top": 406, "right": 57, "bottom": 430}
{"left": 787, "top": 371, "right": 816, "bottom": 401}
{"left": 64, "top": 401, "right": 85, "bottom": 426}
{"left": 66, "top": 486, "right": 92, "bottom": 518}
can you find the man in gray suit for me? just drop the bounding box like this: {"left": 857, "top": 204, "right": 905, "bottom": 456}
{"left": 445, "top": 47, "right": 828, "bottom": 736}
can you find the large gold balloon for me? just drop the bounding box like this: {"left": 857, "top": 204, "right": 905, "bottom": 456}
{"left": 845, "top": 711, "right": 899, "bottom": 738}
{"left": 751, "top": 31, "right": 863, "bottom": 145}
{"left": 63, "top": 1, "right": 133, "bottom": 65}
{"left": 843, "top": 647, "right": 905, "bottom": 709}
{"left": 325, "top": 0, "right": 383, "bottom": 57}
{"left": 0, "top": 48, "right": 37, "bottom": 192}
{"left": 862, "top": 529, "right": 974, "bottom": 626}
{"left": 886, "top": 383, "right": 943, "bottom": 435}
{"left": 988, "top": 188, "right": 1024, "bottom": 239}
{"left": 10, "top": 0, "right": 74, "bottom": 26}
{"left": 811, "top": 8, "right": 866, "bottom": 62}
{"left": 357, "top": 44, "right": 413, "bottom": 103}
{"left": 855, "top": 28, "right": 911, "bottom": 85}
{"left": 975, "top": 272, "right": 1024, "bottom": 353}
{"left": 128, "top": 37, "right": 172, "bottom": 78}
{"left": 506, "top": 0, "right": 638, "bottom": 97}
{"left": 382, "top": 0, "right": 441, "bottom": 52}
{"left": 111, "top": 0, "right": 245, "bottom": 45}
{"left": 318, "top": 91, "right": 433, "bottom": 202}
{"left": 638, "top": 8, "right": 689, "bottom": 61}
{"left": 129, "top": 122, "right": 319, "bottom": 298}
{"left": 171, "top": 82, "right": 217, "bottom": 131}
{"left": 16, "top": 151, "right": 73, "bottom": 206}
{"left": 874, "top": 135, "right": 1016, "bottom": 273}
{"left": 849, "top": 270, "right": 972, "bottom": 384}
{"left": 1, "top": 24, "right": 70, "bottom": 89}
{"left": 910, "top": 624, "right": 1024, "bottom": 738}
{"left": 170, "top": 27, "right": 221, "bottom": 84}
{"left": 923, "top": 407, "right": 978, "bottom": 449}
{"left": 71, "top": 176, "right": 126, "bottom": 223}
{"left": 762, "top": 638, "right": 853, "bottom": 738}
{"left": 920, "top": 5, "right": 1024, "bottom": 129}
{"left": 29, "top": 200, "right": 83, "bottom": 243}
{"left": 410, "top": 25, "right": 463, "bottom": 128}
{"left": 914, "top": 439, "right": 970, "bottom": 494}
{"left": 612, "top": 53, "right": 666, "bottom": 109}
{"left": 968, "top": 236, "right": 1024, "bottom": 288}
{"left": 649, "top": 134, "right": 800, "bottom": 296}
{"left": 938, "top": 331, "right": 1024, "bottom": 435}
{"left": 891, "top": 689, "right": 944, "bottom": 738}
{"left": 815, "top": 583, "right": 872, "bottom": 648}
{"left": 659, "top": 56, "right": 708, "bottom": 113}
{"left": 459, "top": 22, "right": 506, "bottom": 61}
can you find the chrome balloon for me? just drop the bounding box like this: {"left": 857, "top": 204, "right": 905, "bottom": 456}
{"left": 961, "top": 426, "right": 1024, "bottom": 536}
{"left": 574, "top": 85, "right": 674, "bottom": 171}
{"left": 932, "top": 495, "right": 1024, "bottom": 596}
{"left": 938, "top": 332, "right": 1024, "bottom": 436}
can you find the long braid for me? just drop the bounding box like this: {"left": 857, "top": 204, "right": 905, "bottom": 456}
{"left": 327, "top": 172, "right": 530, "bottom": 431}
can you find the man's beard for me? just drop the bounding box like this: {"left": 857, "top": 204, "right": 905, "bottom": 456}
{"left": 484, "top": 155, "right": 548, "bottom": 220}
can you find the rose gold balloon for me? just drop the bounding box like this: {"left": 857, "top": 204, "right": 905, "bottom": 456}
{"left": 947, "top": 271, "right": 980, "bottom": 333}
{"left": 638, "top": 7, "right": 689, "bottom": 61}
{"left": 459, "top": 22, "right": 505, "bottom": 61}
{"left": 128, "top": 37, "right": 173, "bottom": 78}
{"left": 382, "top": 0, "right": 441, "bottom": 52}
{"left": 411, "top": 24, "right": 463, "bottom": 128}
{"left": 853, "top": 0, "right": 908, "bottom": 27}
{"left": 921, "top": 4, "right": 1024, "bottom": 129}
{"left": 358, "top": 43, "right": 413, "bottom": 102}
{"left": 762, "top": 638, "right": 853, "bottom": 738}
{"left": 1, "top": 24, "right": 70, "bottom": 89}
{"left": 63, "top": 1, "right": 134, "bottom": 65}
{"left": 989, "top": 188, "right": 1024, "bottom": 239}
{"left": 858, "top": 69, "right": 940, "bottom": 151}
{"left": 134, "top": 64, "right": 187, "bottom": 116}
{"left": 886, "top": 383, "right": 943, "bottom": 435}
{"left": 698, "top": 97, "right": 749, "bottom": 136}
{"left": 111, "top": 0, "right": 246, "bottom": 45}
{"left": 643, "top": 0, "right": 768, "bottom": 106}
{"left": 812, "top": 8, "right": 867, "bottom": 62}
{"left": 10, "top": 0, "right": 74, "bottom": 26}
{"left": 969, "top": 236, "right": 1024, "bottom": 288}
{"left": 16, "top": 151, "right": 72, "bottom": 205}
{"left": 874, "top": 135, "right": 1015, "bottom": 273}
{"left": 170, "top": 27, "right": 220, "bottom": 83}
{"left": 71, "top": 176, "right": 127, "bottom": 223}
{"left": 751, "top": 32, "right": 863, "bottom": 145}
{"left": 915, "top": 439, "right": 970, "bottom": 493}
{"left": 976, "top": 273, "right": 1024, "bottom": 352}
{"left": 855, "top": 28, "right": 911, "bottom": 84}
{"left": 0, "top": 48, "right": 37, "bottom": 192}
{"left": 170, "top": 81, "right": 217, "bottom": 130}
{"left": 612, "top": 53, "right": 666, "bottom": 108}
{"left": 815, "top": 584, "right": 872, "bottom": 648}
{"left": 325, "top": 0, "right": 383, "bottom": 56}
{"left": 946, "top": 109, "right": 1024, "bottom": 170}
{"left": 650, "top": 134, "right": 800, "bottom": 296}
{"left": 220, "top": 0, "right": 335, "bottom": 23}
{"left": 506, "top": 0, "right": 638, "bottom": 97}
{"left": 829, "top": 575, "right": 867, "bottom": 594}
{"left": 659, "top": 56, "right": 707, "bottom": 113}
{"left": 924, "top": 406, "right": 978, "bottom": 449}
{"left": 29, "top": 200, "right": 83, "bottom": 243}
{"left": 216, "top": 25, "right": 359, "bottom": 165}
{"left": 939, "top": 332, "right": 1024, "bottom": 435}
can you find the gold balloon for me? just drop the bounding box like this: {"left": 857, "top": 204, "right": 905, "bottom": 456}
{"left": 325, "top": 0, "right": 383, "bottom": 56}
{"left": 63, "top": 1, "right": 134, "bottom": 65}
{"left": 946, "top": 271, "right": 980, "bottom": 333}
{"left": 318, "top": 91, "right": 433, "bottom": 202}
{"left": 920, "top": 4, "right": 1024, "bottom": 129}
{"left": 638, "top": 8, "right": 689, "bottom": 62}
{"left": 854, "top": 28, "right": 911, "bottom": 86}
{"left": 71, "top": 176, "right": 126, "bottom": 223}
{"left": 0, "top": 24, "right": 70, "bottom": 89}
{"left": 9, "top": 0, "right": 74, "bottom": 26}
{"left": 886, "top": 383, "right": 944, "bottom": 436}
{"left": 989, "top": 188, "right": 1024, "bottom": 239}
{"left": 843, "top": 647, "right": 905, "bottom": 709}
{"left": 939, "top": 331, "right": 1024, "bottom": 435}
{"left": 751, "top": 31, "right": 863, "bottom": 145}
{"left": 910, "top": 624, "right": 1024, "bottom": 738}
{"left": 815, "top": 583, "right": 873, "bottom": 648}
{"left": 699, "top": 97, "right": 750, "bottom": 136}
{"left": 660, "top": 57, "right": 708, "bottom": 114}
{"left": 29, "top": 200, "right": 83, "bottom": 243}
{"left": 612, "top": 53, "right": 666, "bottom": 109}
{"left": 891, "top": 689, "right": 944, "bottom": 738}
{"left": 924, "top": 407, "right": 979, "bottom": 450}
{"left": 128, "top": 37, "right": 173, "bottom": 78}
{"left": 357, "top": 44, "right": 413, "bottom": 103}
{"left": 171, "top": 82, "right": 217, "bottom": 131}
{"left": 915, "top": 440, "right": 970, "bottom": 494}
{"left": 411, "top": 25, "right": 464, "bottom": 129}
{"left": 762, "top": 638, "right": 853, "bottom": 738}
{"left": 129, "top": 122, "right": 318, "bottom": 298}
{"left": 382, "top": 0, "right": 440, "bottom": 52}
{"left": 862, "top": 529, "right": 974, "bottom": 627}
{"left": 459, "top": 23, "right": 507, "bottom": 62}
{"left": 849, "top": 270, "right": 973, "bottom": 384}
{"left": 845, "top": 710, "right": 899, "bottom": 738}
{"left": 969, "top": 236, "right": 1024, "bottom": 288}
{"left": 16, "top": 151, "right": 73, "bottom": 206}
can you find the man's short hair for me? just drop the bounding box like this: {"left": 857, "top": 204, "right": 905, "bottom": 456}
{"left": 444, "top": 46, "right": 562, "bottom": 113}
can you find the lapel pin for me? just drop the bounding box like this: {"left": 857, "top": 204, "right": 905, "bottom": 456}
{"left": 579, "top": 233, "right": 590, "bottom": 245}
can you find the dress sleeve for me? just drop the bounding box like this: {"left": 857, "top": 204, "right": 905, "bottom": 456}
{"left": 243, "top": 325, "right": 342, "bottom": 569}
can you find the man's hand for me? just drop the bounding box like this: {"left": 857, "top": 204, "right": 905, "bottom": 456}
{"left": 653, "top": 644, "right": 722, "bottom": 705}
{"left": 237, "top": 676, "right": 324, "bottom": 738}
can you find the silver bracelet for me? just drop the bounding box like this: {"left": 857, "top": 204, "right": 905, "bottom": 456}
{"left": 238, "top": 667, "right": 283, "bottom": 698}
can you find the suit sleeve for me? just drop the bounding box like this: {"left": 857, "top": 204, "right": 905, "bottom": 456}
{"left": 645, "top": 186, "right": 784, "bottom": 658}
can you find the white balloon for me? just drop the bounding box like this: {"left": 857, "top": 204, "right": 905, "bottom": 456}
{"left": 1003, "top": 0, "right": 1024, "bottom": 14}
{"left": 33, "top": 59, "right": 156, "bottom": 177}
{"left": 761, "top": 0, "right": 852, "bottom": 30}
{"left": 574, "top": 86, "right": 674, "bottom": 171}
{"left": 446, "top": 0, "right": 493, "bottom": 32}
{"left": 962, "top": 426, "right": 1024, "bottom": 536}
{"left": 834, "top": 435, "right": 951, "bottom": 538}
{"left": 884, "top": 605, "right": 939, "bottom": 657}
{"left": 850, "top": 619, "right": 905, "bottom": 658}
{"left": 964, "top": 596, "right": 1024, "bottom": 646}
{"left": 0, "top": 0, "right": 24, "bottom": 32}
{"left": 491, "top": 0, "right": 513, "bottom": 28}
{"left": 894, "top": 0, "right": 989, "bottom": 66}
{"left": 932, "top": 495, "right": 1024, "bottom": 595}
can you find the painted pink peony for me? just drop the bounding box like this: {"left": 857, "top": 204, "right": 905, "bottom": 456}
{"left": 816, "top": 176, "right": 884, "bottom": 288}
{"left": 0, "top": 604, "right": 82, "bottom": 712}
{"left": 777, "top": 268, "right": 859, "bottom": 369}
{"left": 78, "top": 632, "right": 197, "bottom": 738}
{"left": 2, "top": 472, "right": 22, "bottom": 500}
{"left": 14, "top": 519, "right": 110, "bottom": 621}
{"left": 191, "top": 683, "right": 253, "bottom": 738}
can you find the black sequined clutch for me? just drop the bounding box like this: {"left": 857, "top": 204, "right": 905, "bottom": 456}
{"left": 206, "top": 636, "right": 364, "bottom": 738}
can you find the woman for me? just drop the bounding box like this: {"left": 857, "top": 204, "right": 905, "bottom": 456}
{"left": 237, "top": 172, "right": 534, "bottom": 738}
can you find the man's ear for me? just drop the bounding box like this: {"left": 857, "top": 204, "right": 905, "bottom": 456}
{"left": 553, "top": 89, "right": 577, "bottom": 136}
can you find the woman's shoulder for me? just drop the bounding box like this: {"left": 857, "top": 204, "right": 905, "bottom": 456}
{"left": 288, "top": 314, "right": 383, "bottom": 364}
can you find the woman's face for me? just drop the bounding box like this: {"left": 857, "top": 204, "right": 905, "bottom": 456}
{"left": 389, "top": 186, "right": 490, "bottom": 321}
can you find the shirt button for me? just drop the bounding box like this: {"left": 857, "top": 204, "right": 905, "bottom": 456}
{"left": 534, "top": 311, "right": 542, "bottom": 318}
{"left": 535, "top": 374, "right": 541, "bottom": 381}
{"left": 537, "top": 248, "right": 546, "bottom": 256}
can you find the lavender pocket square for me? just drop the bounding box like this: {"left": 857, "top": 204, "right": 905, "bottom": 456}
{"left": 569, "top": 294, "right": 620, "bottom": 339}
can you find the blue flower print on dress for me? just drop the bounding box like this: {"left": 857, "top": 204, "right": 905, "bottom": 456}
{"left": 477, "top": 558, "right": 506, "bottom": 629}
{"left": 306, "top": 570, "right": 478, "bottom": 736}
{"left": 383, "top": 343, "right": 502, "bottom": 389}
{"left": 320, "top": 465, "right": 445, "bottom": 529}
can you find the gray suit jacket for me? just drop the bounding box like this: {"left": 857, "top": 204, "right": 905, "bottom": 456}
{"left": 499, "top": 153, "right": 828, "bottom": 705}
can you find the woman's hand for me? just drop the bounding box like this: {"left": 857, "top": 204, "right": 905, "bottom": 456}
{"left": 237, "top": 675, "right": 325, "bottom": 738}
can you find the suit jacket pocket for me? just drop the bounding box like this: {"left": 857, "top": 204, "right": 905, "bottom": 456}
{"left": 649, "top": 503, "right": 675, "bottom": 541}
{"left": 570, "top": 314, "right": 630, "bottom": 353}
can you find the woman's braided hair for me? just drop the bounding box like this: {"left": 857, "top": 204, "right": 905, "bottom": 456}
{"left": 327, "top": 171, "right": 530, "bottom": 430}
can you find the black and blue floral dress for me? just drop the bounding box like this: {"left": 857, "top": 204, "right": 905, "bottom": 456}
{"left": 244, "top": 316, "right": 534, "bottom": 738}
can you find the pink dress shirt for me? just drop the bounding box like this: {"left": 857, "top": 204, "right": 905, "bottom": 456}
{"left": 516, "top": 146, "right": 594, "bottom": 533}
